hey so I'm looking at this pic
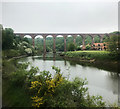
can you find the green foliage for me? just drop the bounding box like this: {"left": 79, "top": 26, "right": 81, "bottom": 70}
{"left": 1, "top": 25, "right": 35, "bottom": 57}
{"left": 103, "top": 36, "right": 109, "bottom": 43}
{"left": 56, "top": 43, "right": 64, "bottom": 51}
{"left": 85, "top": 44, "right": 91, "bottom": 50}
{"left": 10, "top": 69, "right": 28, "bottom": 86}
{"left": 2, "top": 24, "right": 118, "bottom": 55}
{"left": 2, "top": 61, "right": 32, "bottom": 107}
{"left": 34, "top": 35, "right": 107, "bottom": 53}
{"left": 68, "top": 43, "right": 76, "bottom": 51}
{"left": 29, "top": 66, "right": 105, "bottom": 107}
{"left": 75, "top": 36, "right": 82, "bottom": 46}
{"left": 76, "top": 46, "right": 81, "bottom": 51}
{"left": 2, "top": 28, "right": 14, "bottom": 50}
{"left": 17, "top": 41, "right": 34, "bottom": 56}
{"left": 2, "top": 59, "right": 109, "bottom": 107}
{"left": 106, "top": 32, "right": 120, "bottom": 54}
{"left": 25, "top": 48, "right": 32, "bottom": 55}
{"left": 2, "top": 49, "right": 20, "bottom": 59}
{"left": 94, "top": 36, "right": 100, "bottom": 43}
{"left": 85, "top": 36, "right": 92, "bottom": 45}
{"left": 3, "top": 60, "right": 106, "bottom": 107}
{"left": 63, "top": 51, "right": 116, "bottom": 60}
{"left": 23, "top": 37, "right": 29, "bottom": 43}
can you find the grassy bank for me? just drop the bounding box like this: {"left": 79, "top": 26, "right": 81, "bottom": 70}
{"left": 62, "top": 51, "right": 117, "bottom": 61}
{"left": 2, "top": 60, "right": 32, "bottom": 107}
{"left": 62, "top": 51, "right": 119, "bottom": 73}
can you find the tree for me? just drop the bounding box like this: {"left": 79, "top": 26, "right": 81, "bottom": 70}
{"left": 0, "top": 24, "right": 3, "bottom": 51}
{"left": 94, "top": 36, "right": 100, "bottom": 43}
{"left": 2, "top": 28, "right": 14, "bottom": 50}
{"left": 68, "top": 43, "right": 76, "bottom": 51}
{"left": 76, "top": 46, "right": 81, "bottom": 51}
{"left": 85, "top": 44, "right": 91, "bottom": 50}
{"left": 23, "top": 37, "right": 29, "bottom": 43}
{"left": 106, "top": 31, "right": 120, "bottom": 54}
{"left": 56, "top": 43, "right": 64, "bottom": 51}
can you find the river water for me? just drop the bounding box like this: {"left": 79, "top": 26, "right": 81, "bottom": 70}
{"left": 19, "top": 53, "right": 118, "bottom": 105}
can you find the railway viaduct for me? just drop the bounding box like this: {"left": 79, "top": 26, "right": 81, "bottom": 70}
{"left": 14, "top": 33, "right": 110, "bottom": 53}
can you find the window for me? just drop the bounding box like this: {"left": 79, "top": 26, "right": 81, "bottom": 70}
{"left": 98, "top": 44, "right": 100, "bottom": 46}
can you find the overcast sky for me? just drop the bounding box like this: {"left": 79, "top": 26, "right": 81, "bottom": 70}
{"left": 1, "top": 0, "right": 119, "bottom": 33}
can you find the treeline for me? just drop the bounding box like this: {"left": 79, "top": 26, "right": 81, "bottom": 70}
{"left": 1, "top": 23, "right": 106, "bottom": 56}
{"left": 1, "top": 24, "right": 120, "bottom": 57}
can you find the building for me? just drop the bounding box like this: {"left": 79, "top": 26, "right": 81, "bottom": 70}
{"left": 92, "top": 43, "right": 107, "bottom": 50}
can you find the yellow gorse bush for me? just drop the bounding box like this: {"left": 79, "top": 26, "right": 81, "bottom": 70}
{"left": 31, "top": 96, "right": 44, "bottom": 107}
{"left": 30, "top": 81, "right": 42, "bottom": 89}
{"left": 30, "top": 70, "right": 63, "bottom": 107}
{"left": 46, "top": 79, "right": 55, "bottom": 93}
{"left": 46, "top": 73, "right": 63, "bottom": 93}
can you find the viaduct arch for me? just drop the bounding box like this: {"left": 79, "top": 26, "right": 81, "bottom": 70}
{"left": 14, "top": 33, "right": 110, "bottom": 53}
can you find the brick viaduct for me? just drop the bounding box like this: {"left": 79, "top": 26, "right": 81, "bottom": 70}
{"left": 14, "top": 33, "right": 110, "bottom": 53}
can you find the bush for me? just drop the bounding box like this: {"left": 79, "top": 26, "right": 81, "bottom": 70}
{"left": 25, "top": 48, "right": 32, "bottom": 55}
{"left": 30, "top": 66, "right": 105, "bottom": 107}
{"left": 76, "top": 46, "right": 81, "bottom": 51}
{"left": 85, "top": 45, "right": 91, "bottom": 50}
{"left": 3, "top": 49, "right": 20, "bottom": 58}
{"left": 68, "top": 43, "right": 76, "bottom": 51}
{"left": 106, "top": 32, "right": 120, "bottom": 54}
{"left": 2, "top": 61, "right": 34, "bottom": 107}
{"left": 63, "top": 51, "right": 115, "bottom": 60}
{"left": 3, "top": 61, "right": 106, "bottom": 107}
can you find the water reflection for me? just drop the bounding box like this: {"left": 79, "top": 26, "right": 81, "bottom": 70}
{"left": 64, "top": 60, "right": 67, "bottom": 66}
{"left": 32, "top": 56, "right": 35, "bottom": 61}
{"left": 43, "top": 53, "right": 56, "bottom": 61}
{"left": 43, "top": 53, "right": 46, "bottom": 60}
{"left": 53, "top": 53, "right": 56, "bottom": 61}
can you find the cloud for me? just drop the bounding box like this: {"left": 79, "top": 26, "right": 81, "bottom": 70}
{"left": 2, "top": 1, "right": 118, "bottom": 33}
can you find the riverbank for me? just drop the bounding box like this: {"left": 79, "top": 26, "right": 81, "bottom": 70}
{"left": 3, "top": 57, "right": 108, "bottom": 107}
{"left": 62, "top": 51, "right": 117, "bottom": 61}
{"left": 18, "top": 56, "right": 119, "bottom": 105}
{"left": 8, "top": 55, "right": 27, "bottom": 61}
{"left": 61, "top": 51, "right": 118, "bottom": 73}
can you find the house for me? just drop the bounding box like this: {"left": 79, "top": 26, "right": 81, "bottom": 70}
{"left": 92, "top": 43, "right": 107, "bottom": 50}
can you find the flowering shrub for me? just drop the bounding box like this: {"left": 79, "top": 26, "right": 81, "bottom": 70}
{"left": 30, "top": 66, "right": 64, "bottom": 107}
{"left": 29, "top": 66, "right": 105, "bottom": 108}
{"left": 3, "top": 60, "right": 106, "bottom": 107}
{"left": 25, "top": 48, "right": 32, "bottom": 55}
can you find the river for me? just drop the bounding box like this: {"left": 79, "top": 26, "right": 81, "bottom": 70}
{"left": 19, "top": 53, "right": 118, "bottom": 105}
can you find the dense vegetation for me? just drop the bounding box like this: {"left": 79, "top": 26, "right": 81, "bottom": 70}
{"left": 31, "top": 35, "right": 108, "bottom": 52}
{"left": 62, "top": 32, "right": 120, "bottom": 75}
{"left": 2, "top": 60, "right": 106, "bottom": 107}
{"left": 2, "top": 25, "right": 35, "bottom": 58}
{"left": 106, "top": 32, "right": 120, "bottom": 55}
{"left": 62, "top": 51, "right": 118, "bottom": 61}
{"left": 63, "top": 32, "right": 120, "bottom": 61}
{"left": 1, "top": 24, "right": 113, "bottom": 55}
{"left": 1, "top": 24, "right": 119, "bottom": 107}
